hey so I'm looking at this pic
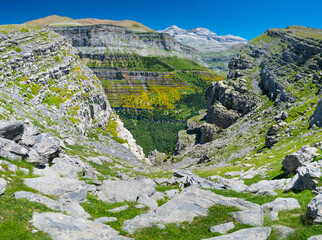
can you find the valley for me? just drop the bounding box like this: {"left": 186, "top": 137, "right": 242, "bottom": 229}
{"left": 0, "top": 13, "right": 321, "bottom": 240}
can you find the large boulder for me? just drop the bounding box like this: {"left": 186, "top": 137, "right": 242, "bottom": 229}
{"left": 32, "top": 133, "right": 61, "bottom": 160}
{"left": 230, "top": 209, "right": 264, "bottom": 226}
{"left": 0, "top": 120, "right": 24, "bottom": 141}
{"left": 261, "top": 198, "right": 301, "bottom": 220}
{"left": 24, "top": 177, "right": 87, "bottom": 202}
{"left": 282, "top": 145, "right": 318, "bottom": 172}
{"left": 14, "top": 191, "right": 62, "bottom": 211}
{"left": 309, "top": 98, "right": 322, "bottom": 128}
{"left": 200, "top": 123, "right": 217, "bottom": 144}
{"left": 0, "top": 137, "right": 28, "bottom": 160}
{"left": 206, "top": 103, "right": 239, "bottom": 129}
{"left": 304, "top": 193, "right": 322, "bottom": 223}
{"left": 210, "top": 222, "right": 235, "bottom": 234}
{"left": 202, "top": 227, "right": 271, "bottom": 240}
{"left": 0, "top": 178, "right": 6, "bottom": 195}
{"left": 97, "top": 178, "right": 156, "bottom": 203}
{"left": 20, "top": 123, "right": 40, "bottom": 146}
{"left": 32, "top": 212, "right": 119, "bottom": 240}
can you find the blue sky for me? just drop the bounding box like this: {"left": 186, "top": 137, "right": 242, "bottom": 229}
{"left": 2, "top": 0, "right": 321, "bottom": 40}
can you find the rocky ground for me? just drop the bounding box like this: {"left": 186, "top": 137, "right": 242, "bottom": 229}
{"left": 0, "top": 24, "right": 322, "bottom": 240}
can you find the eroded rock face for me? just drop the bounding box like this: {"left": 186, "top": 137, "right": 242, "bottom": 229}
{"left": 206, "top": 103, "right": 240, "bottom": 129}
{"left": 310, "top": 98, "right": 322, "bottom": 128}
{"left": 0, "top": 120, "right": 24, "bottom": 141}
{"left": 304, "top": 193, "right": 322, "bottom": 223}
{"left": 32, "top": 212, "right": 119, "bottom": 240}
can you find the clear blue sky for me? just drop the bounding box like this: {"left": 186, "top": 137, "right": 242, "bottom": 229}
{"left": 2, "top": 0, "right": 321, "bottom": 40}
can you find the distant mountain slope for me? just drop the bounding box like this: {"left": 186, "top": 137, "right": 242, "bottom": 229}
{"left": 24, "top": 15, "right": 154, "bottom": 32}
{"left": 159, "top": 25, "right": 248, "bottom": 72}
{"left": 160, "top": 25, "right": 248, "bottom": 52}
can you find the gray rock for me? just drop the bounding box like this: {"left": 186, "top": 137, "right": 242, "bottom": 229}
{"left": 215, "top": 177, "right": 247, "bottom": 192}
{"left": 97, "top": 179, "right": 156, "bottom": 203}
{"left": 137, "top": 194, "right": 158, "bottom": 209}
{"left": 24, "top": 177, "right": 87, "bottom": 203}
{"left": 62, "top": 201, "right": 91, "bottom": 219}
{"left": 272, "top": 225, "right": 295, "bottom": 239}
{"left": 147, "top": 150, "right": 167, "bottom": 165}
{"left": 202, "top": 227, "right": 271, "bottom": 240}
{"left": 135, "top": 204, "right": 145, "bottom": 209}
{"left": 94, "top": 217, "right": 117, "bottom": 224}
{"left": 107, "top": 205, "right": 129, "bottom": 213}
{"left": 309, "top": 98, "right": 322, "bottom": 128}
{"left": 32, "top": 212, "right": 119, "bottom": 240}
{"left": 151, "top": 191, "right": 165, "bottom": 201}
{"left": 282, "top": 145, "right": 318, "bottom": 172}
{"left": 206, "top": 102, "right": 240, "bottom": 129}
{"left": 246, "top": 179, "right": 291, "bottom": 194}
{"left": 304, "top": 192, "right": 322, "bottom": 223}
{"left": 240, "top": 167, "right": 260, "bottom": 179}
{"left": 261, "top": 198, "right": 301, "bottom": 220}
{"left": 0, "top": 120, "right": 24, "bottom": 141}
{"left": 230, "top": 209, "right": 264, "bottom": 226}
{"left": 164, "top": 189, "right": 180, "bottom": 198}
{"left": 297, "top": 162, "right": 321, "bottom": 189}
{"left": 14, "top": 191, "right": 62, "bottom": 211}
{"left": 0, "top": 137, "right": 28, "bottom": 158}
{"left": 32, "top": 133, "right": 61, "bottom": 159}
{"left": 308, "top": 235, "right": 322, "bottom": 240}
{"left": 27, "top": 149, "right": 47, "bottom": 165}
{"left": 20, "top": 123, "right": 40, "bottom": 146}
{"left": 122, "top": 187, "right": 259, "bottom": 234}
{"left": 0, "top": 178, "right": 6, "bottom": 195}
{"left": 210, "top": 222, "right": 235, "bottom": 234}
{"left": 156, "top": 224, "right": 166, "bottom": 229}
{"left": 51, "top": 156, "right": 83, "bottom": 179}
{"left": 200, "top": 123, "right": 217, "bottom": 144}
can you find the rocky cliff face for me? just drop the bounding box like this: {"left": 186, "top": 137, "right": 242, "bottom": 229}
{"left": 0, "top": 25, "right": 145, "bottom": 161}
{"left": 52, "top": 25, "right": 199, "bottom": 59}
{"left": 174, "top": 26, "right": 322, "bottom": 161}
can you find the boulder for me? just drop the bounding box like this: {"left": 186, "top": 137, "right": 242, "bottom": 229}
{"left": 230, "top": 209, "right": 264, "bottom": 226}
{"left": 147, "top": 150, "right": 167, "bottom": 165}
{"left": 32, "top": 133, "right": 61, "bottom": 160}
{"left": 304, "top": 193, "right": 322, "bottom": 223}
{"left": 202, "top": 227, "right": 271, "bottom": 240}
{"left": 32, "top": 212, "right": 119, "bottom": 240}
{"left": 137, "top": 194, "right": 158, "bottom": 209}
{"left": 51, "top": 156, "right": 83, "bottom": 179}
{"left": 97, "top": 179, "right": 156, "bottom": 203}
{"left": 14, "top": 191, "right": 62, "bottom": 211}
{"left": 20, "top": 123, "right": 40, "bottom": 146}
{"left": 0, "top": 120, "right": 24, "bottom": 141}
{"left": 210, "top": 222, "right": 235, "bottom": 234}
{"left": 309, "top": 98, "right": 322, "bottom": 128}
{"left": 200, "top": 123, "right": 217, "bottom": 144}
{"left": 94, "top": 217, "right": 117, "bottom": 224}
{"left": 246, "top": 179, "right": 291, "bottom": 194}
{"left": 282, "top": 145, "right": 318, "bottom": 172}
{"left": 215, "top": 177, "right": 247, "bottom": 192}
{"left": 62, "top": 201, "right": 91, "bottom": 219}
{"left": 308, "top": 236, "right": 322, "bottom": 240}
{"left": 261, "top": 198, "right": 301, "bottom": 220}
{"left": 206, "top": 103, "right": 240, "bottom": 129}
{"left": 0, "top": 178, "right": 6, "bottom": 195}
{"left": 0, "top": 137, "right": 28, "bottom": 158}
{"left": 107, "top": 205, "right": 129, "bottom": 213}
{"left": 272, "top": 225, "right": 294, "bottom": 239}
{"left": 27, "top": 149, "right": 47, "bottom": 165}
{"left": 24, "top": 177, "right": 87, "bottom": 203}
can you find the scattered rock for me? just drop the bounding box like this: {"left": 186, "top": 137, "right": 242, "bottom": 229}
{"left": 282, "top": 145, "right": 317, "bottom": 172}
{"left": 32, "top": 212, "right": 119, "bottom": 240}
{"left": 0, "top": 137, "right": 28, "bottom": 159}
{"left": 202, "top": 227, "right": 271, "bottom": 240}
{"left": 261, "top": 198, "right": 301, "bottom": 220}
{"left": 230, "top": 209, "right": 264, "bottom": 226}
{"left": 107, "top": 205, "right": 129, "bottom": 213}
{"left": 24, "top": 177, "right": 87, "bottom": 203}
{"left": 137, "top": 194, "right": 158, "bottom": 209}
{"left": 97, "top": 179, "right": 156, "bottom": 203}
{"left": 304, "top": 192, "right": 322, "bottom": 223}
{"left": 0, "top": 178, "right": 6, "bottom": 195}
{"left": 210, "top": 222, "right": 235, "bottom": 234}
{"left": 94, "top": 217, "right": 118, "bottom": 224}
{"left": 272, "top": 225, "right": 295, "bottom": 239}
{"left": 308, "top": 235, "right": 322, "bottom": 240}
{"left": 62, "top": 201, "right": 91, "bottom": 219}
{"left": 0, "top": 120, "right": 24, "bottom": 141}
{"left": 14, "top": 191, "right": 62, "bottom": 211}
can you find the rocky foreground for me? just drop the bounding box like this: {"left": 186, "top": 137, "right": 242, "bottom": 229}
{"left": 0, "top": 25, "right": 322, "bottom": 240}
